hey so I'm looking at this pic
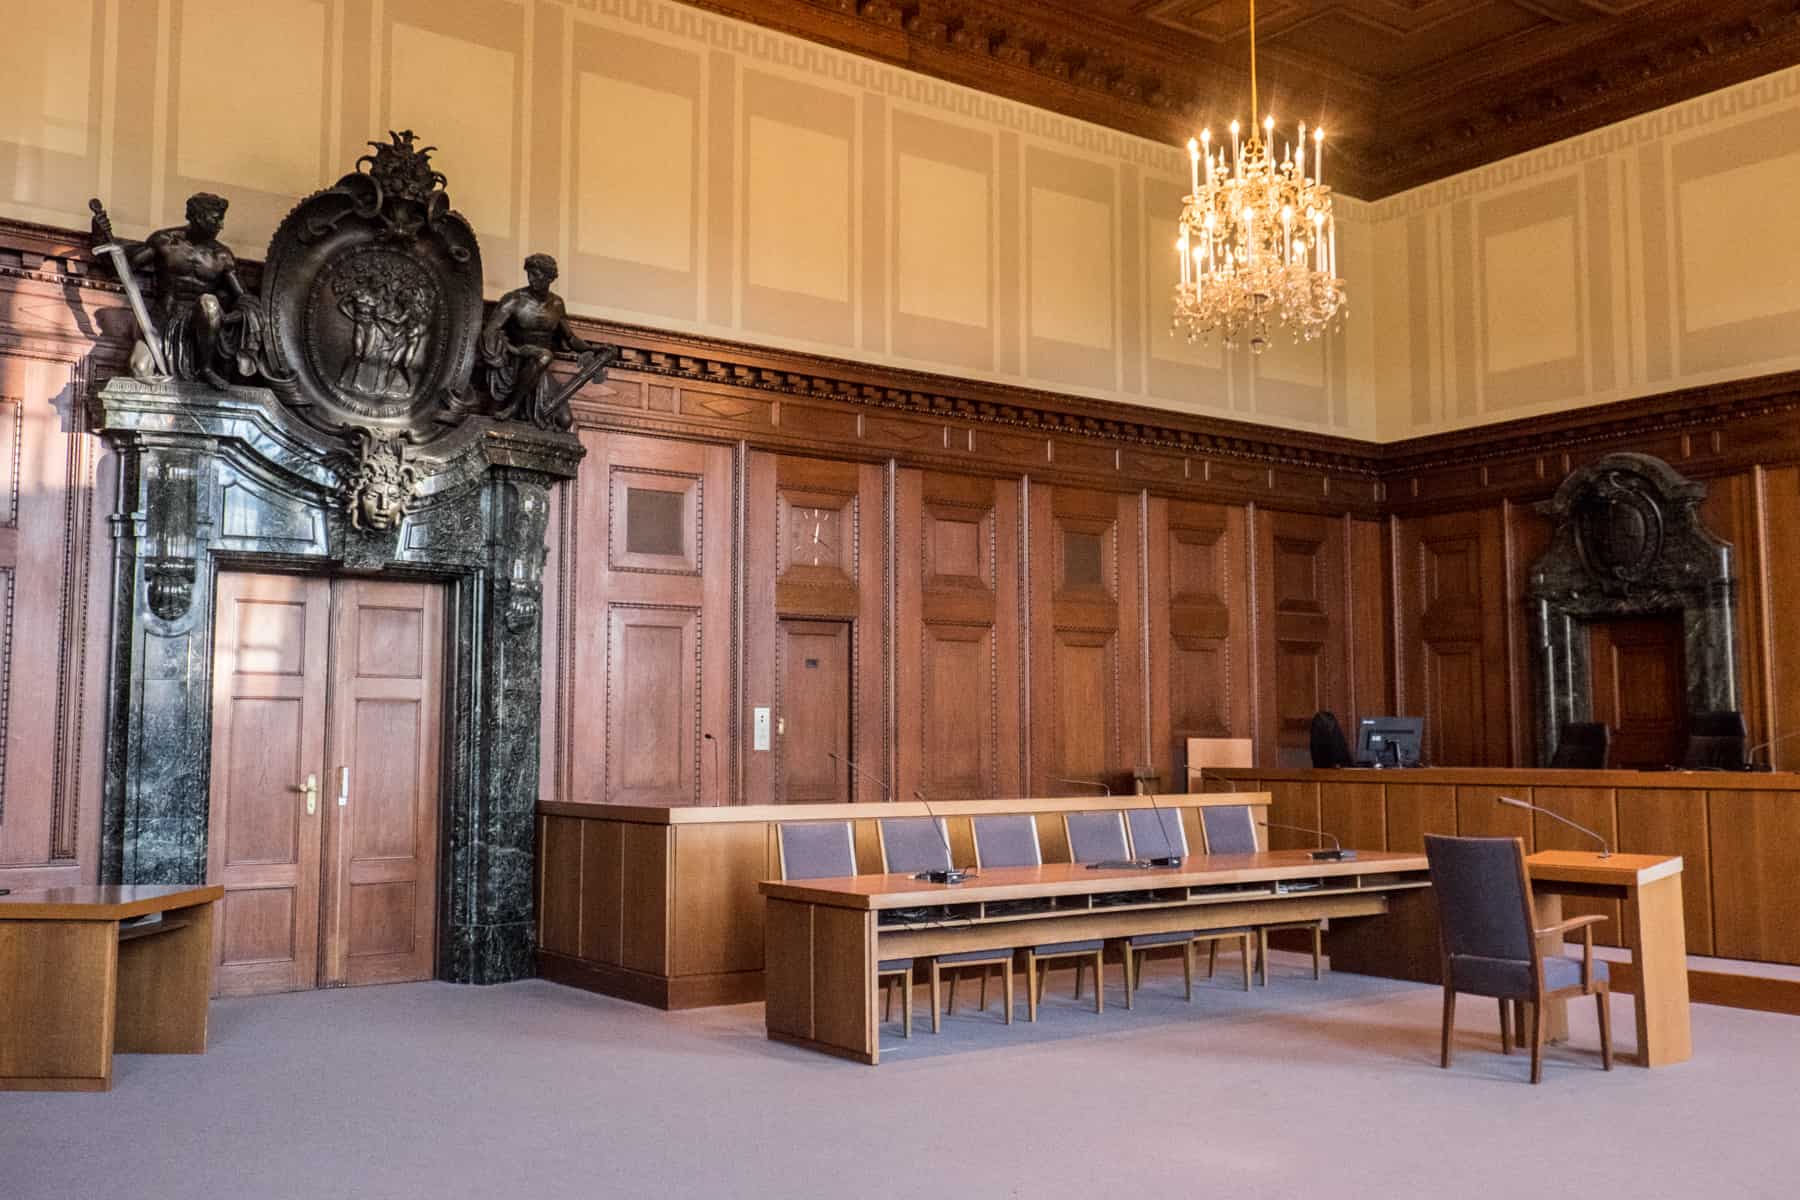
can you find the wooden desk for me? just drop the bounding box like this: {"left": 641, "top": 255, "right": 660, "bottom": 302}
{"left": 759, "top": 850, "right": 1429, "bottom": 1064}
{"left": 0, "top": 884, "right": 222, "bottom": 1091}
{"left": 1202, "top": 766, "right": 1800, "bottom": 975}
{"left": 1529, "top": 851, "right": 1691, "bottom": 1067}
{"left": 536, "top": 793, "right": 1272, "bottom": 1010}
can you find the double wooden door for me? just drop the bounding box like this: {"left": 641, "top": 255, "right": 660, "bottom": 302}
{"left": 207, "top": 573, "right": 445, "bottom": 996}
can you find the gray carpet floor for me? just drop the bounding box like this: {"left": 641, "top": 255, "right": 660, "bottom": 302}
{"left": 2, "top": 954, "right": 1791, "bottom": 1199}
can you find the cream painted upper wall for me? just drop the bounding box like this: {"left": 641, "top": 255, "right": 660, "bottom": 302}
{"left": 1369, "top": 64, "right": 1800, "bottom": 440}
{"left": 0, "top": 0, "right": 1373, "bottom": 439}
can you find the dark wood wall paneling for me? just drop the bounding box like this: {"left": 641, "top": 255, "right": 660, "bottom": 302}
{"left": 1385, "top": 371, "right": 1800, "bottom": 770}
{"left": 0, "top": 224, "right": 115, "bottom": 889}
{"left": 15, "top": 220, "right": 1800, "bottom": 851}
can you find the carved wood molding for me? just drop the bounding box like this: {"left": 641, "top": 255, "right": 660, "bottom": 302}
{"left": 1382, "top": 371, "right": 1800, "bottom": 513}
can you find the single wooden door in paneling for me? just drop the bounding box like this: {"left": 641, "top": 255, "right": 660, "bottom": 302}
{"left": 208, "top": 572, "right": 331, "bottom": 996}
{"left": 1590, "top": 615, "right": 1686, "bottom": 769}
{"left": 321, "top": 579, "right": 444, "bottom": 987}
{"left": 777, "top": 619, "right": 851, "bottom": 802}
{"left": 567, "top": 433, "right": 730, "bottom": 806}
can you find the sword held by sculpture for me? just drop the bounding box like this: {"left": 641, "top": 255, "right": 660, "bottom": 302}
{"left": 87, "top": 193, "right": 291, "bottom": 391}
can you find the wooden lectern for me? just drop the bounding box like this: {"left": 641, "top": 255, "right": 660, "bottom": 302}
{"left": 1527, "top": 851, "right": 1691, "bottom": 1068}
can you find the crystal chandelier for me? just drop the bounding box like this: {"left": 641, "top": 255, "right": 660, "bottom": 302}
{"left": 1172, "top": 0, "right": 1345, "bottom": 354}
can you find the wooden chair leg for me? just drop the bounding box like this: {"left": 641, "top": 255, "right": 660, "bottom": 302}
{"left": 929, "top": 962, "right": 943, "bottom": 1035}
{"left": 1498, "top": 999, "right": 1512, "bottom": 1054}
{"left": 1002, "top": 961, "right": 1014, "bottom": 1026}
{"left": 1258, "top": 929, "right": 1270, "bottom": 986}
{"left": 1597, "top": 986, "right": 1613, "bottom": 1071}
{"left": 1240, "top": 934, "right": 1252, "bottom": 991}
{"left": 1073, "top": 959, "right": 1085, "bottom": 1000}
{"left": 948, "top": 970, "right": 959, "bottom": 1015}
{"left": 901, "top": 976, "right": 913, "bottom": 1038}
{"left": 1441, "top": 987, "right": 1456, "bottom": 1069}
{"left": 1530, "top": 994, "right": 1547, "bottom": 1084}
{"left": 1514, "top": 998, "right": 1529, "bottom": 1048}
{"left": 884, "top": 977, "right": 894, "bottom": 1022}
{"left": 979, "top": 967, "right": 989, "bottom": 1012}
{"left": 1207, "top": 940, "right": 1218, "bottom": 979}
{"left": 1027, "top": 954, "right": 1040, "bottom": 1022}
{"left": 1311, "top": 925, "right": 1322, "bottom": 980}
{"left": 1183, "top": 940, "right": 1195, "bottom": 1001}
{"left": 1092, "top": 951, "right": 1105, "bottom": 1014}
{"left": 1123, "top": 945, "right": 1135, "bottom": 1011}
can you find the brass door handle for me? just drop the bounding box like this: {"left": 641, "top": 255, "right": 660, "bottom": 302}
{"left": 298, "top": 773, "right": 319, "bottom": 815}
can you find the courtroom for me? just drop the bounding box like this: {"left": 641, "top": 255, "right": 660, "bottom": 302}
{"left": 4, "top": 1, "right": 1800, "bottom": 1197}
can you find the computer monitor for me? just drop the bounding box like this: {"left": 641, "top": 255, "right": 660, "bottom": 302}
{"left": 1356, "top": 717, "right": 1423, "bottom": 767}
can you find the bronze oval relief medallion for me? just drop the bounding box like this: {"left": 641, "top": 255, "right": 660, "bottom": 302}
{"left": 1575, "top": 470, "right": 1664, "bottom": 582}
{"left": 306, "top": 248, "right": 445, "bottom": 419}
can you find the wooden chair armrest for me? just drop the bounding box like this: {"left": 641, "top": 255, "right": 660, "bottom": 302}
{"left": 1533, "top": 913, "right": 1609, "bottom": 938}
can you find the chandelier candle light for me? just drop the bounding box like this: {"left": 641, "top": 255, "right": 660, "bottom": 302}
{"left": 1173, "top": 0, "right": 1346, "bottom": 353}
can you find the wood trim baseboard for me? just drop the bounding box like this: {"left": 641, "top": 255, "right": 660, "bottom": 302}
{"left": 1606, "top": 958, "right": 1800, "bottom": 1018}
{"left": 534, "top": 951, "right": 765, "bottom": 1010}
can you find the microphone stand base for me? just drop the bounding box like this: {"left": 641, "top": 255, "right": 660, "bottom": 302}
{"left": 915, "top": 868, "right": 969, "bottom": 884}
{"left": 1309, "top": 849, "right": 1357, "bottom": 861}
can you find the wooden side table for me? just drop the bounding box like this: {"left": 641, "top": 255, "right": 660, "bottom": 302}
{"left": 0, "top": 884, "right": 223, "bottom": 1091}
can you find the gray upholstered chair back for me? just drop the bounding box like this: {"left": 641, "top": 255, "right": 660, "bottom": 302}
{"left": 879, "top": 817, "right": 951, "bottom": 874}
{"left": 778, "top": 821, "right": 856, "bottom": 880}
{"left": 1201, "top": 805, "right": 1259, "bottom": 854}
{"left": 971, "top": 814, "right": 1042, "bottom": 868}
{"left": 1424, "top": 835, "right": 1539, "bottom": 996}
{"left": 1126, "top": 807, "right": 1189, "bottom": 859}
{"left": 1065, "top": 811, "right": 1129, "bottom": 863}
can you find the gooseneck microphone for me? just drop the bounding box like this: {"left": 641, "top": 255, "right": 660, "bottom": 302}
{"left": 827, "top": 752, "right": 891, "bottom": 802}
{"left": 1140, "top": 785, "right": 1183, "bottom": 868}
{"left": 1051, "top": 776, "right": 1112, "bottom": 796}
{"left": 909, "top": 789, "right": 968, "bottom": 884}
{"left": 1497, "top": 794, "right": 1611, "bottom": 858}
{"left": 1258, "top": 820, "right": 1357, "bottom": 862}
{"left": 1746, "top": 730, "right": 1800, "bottom": 771}
{"left": 702, "top": 733, "right": 721, "bottom": 806}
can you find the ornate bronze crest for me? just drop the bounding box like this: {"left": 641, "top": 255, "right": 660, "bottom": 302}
{"left": 261, "top": 131, "right": 483, "bottom": 436}
{"left": 1573, "top": 468, "right": 1665, "bottom": 585}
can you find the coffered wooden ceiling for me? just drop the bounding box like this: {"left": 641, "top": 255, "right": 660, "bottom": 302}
{"left": 685, "top": 0, "right": 1800, "bottom": 197}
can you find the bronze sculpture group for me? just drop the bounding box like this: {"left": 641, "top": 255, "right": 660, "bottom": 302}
{"left": 88, "top": 187, "right": 611, "bottom": 433}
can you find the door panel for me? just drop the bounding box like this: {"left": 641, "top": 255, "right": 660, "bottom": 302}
{"left": 776, "top": 619, "right": 850, "bottom": 802}
{"left": 208, "top": 573, "right": 330, "bottom": 996}
{"left": 323, "top": 579, "right": 444, "bottom": 988}
{"left": 1590, "top": 615, "right": 1686, "bottom": 769}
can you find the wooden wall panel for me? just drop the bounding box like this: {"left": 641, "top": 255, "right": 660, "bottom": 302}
{"left": 565, "top": 432, "right": 733, "bottom": 805}
{"left": 1616, "top": 787, "right": 1714, "bottom": 956}
{"left": 1384, "top": 784, "right": 1457, "bottom": 852}
{"left": 742, "top": 453, "right": 885, "bottom": 804}
{"left": 0, "top": 349, "right": 107, "bottom": 890}
{"left": 1707, "top": 789, "right": 1800, "bottom": 963}
{"left": 1147, "top": 498, "right": 1253, "bottom": 790}
{"left": 1254, "top": 510, "right": 1351, "bottom": 767}
{"left": 1027, "top": 484, "right": 1144, "bottom": 794}
{"left": 1318, "top": 781, "right": 1387, "bottom": 852}
{"left": 895, "top": 469, "right": 1024, "bottom": 801}
{"left": 1756, "top": 466, "right": 1800, "bottom": 770}
{"left": 1393, "top": 508, "right": 1510, "bottom": 766}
